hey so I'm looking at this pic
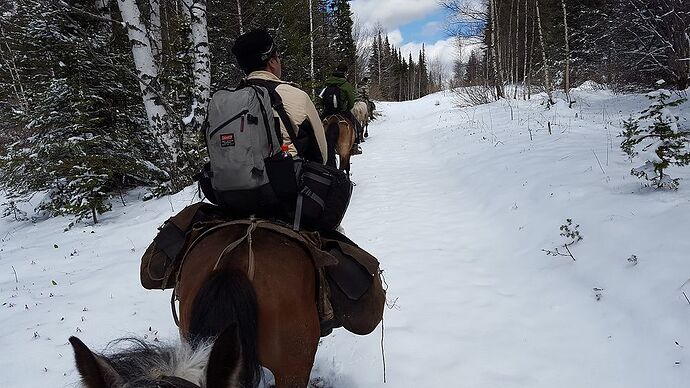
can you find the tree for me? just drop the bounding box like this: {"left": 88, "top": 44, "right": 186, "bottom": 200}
{"left": 620, "top": 82, "right": 690, "bottom": 189}
{"left": 0, "top": 0, "right": 168, "bottom": 223}
{"left": 331, "top": 0, "right": 356, "bottom": 81}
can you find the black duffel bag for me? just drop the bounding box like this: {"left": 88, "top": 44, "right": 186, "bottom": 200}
{"left": 292, "top": 160, "right": 353, "bottom": 231}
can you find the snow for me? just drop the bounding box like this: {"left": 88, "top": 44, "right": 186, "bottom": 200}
{"left": 2, "top": 87, "right": 690, "bottom": 387}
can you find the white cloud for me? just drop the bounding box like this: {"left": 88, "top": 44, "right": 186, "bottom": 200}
{"left": 351, "top": 0, "right": 440, "bottom": 31}
{"left": 387, "top": 29, "right": 403, "bottom": 47}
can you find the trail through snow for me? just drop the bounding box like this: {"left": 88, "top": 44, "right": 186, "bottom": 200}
{"left": 1, "top": 87, "right": 690, "bottom": 387}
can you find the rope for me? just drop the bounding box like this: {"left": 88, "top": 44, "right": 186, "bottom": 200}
{"left": 212, "top": 220, "right": 259, "bottom": 282}
{"left": 381, "top": 311, "right": 387, "bottom": 383}
{"left": 170, "top": 219, "right": 263, "bottom": 326}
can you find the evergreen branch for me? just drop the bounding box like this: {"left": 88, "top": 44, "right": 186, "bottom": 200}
{"left": 56, "top": 1, "right": 127, "bottom": 29}
{"left": 60, "top": 12, "right": 182, "bottom": 125}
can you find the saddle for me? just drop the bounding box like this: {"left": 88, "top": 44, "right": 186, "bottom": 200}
{"left": 140, "top": 203, "right": 385, "bottom": 336}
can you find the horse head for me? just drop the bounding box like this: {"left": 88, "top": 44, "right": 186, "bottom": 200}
{"left": 70, "top": 324, "right": 243, "bottom": 388}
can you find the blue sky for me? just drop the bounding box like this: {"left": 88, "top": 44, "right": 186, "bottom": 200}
{"left": 350, "top": 0, "right": 474, "bottom": 76}
{"left": 396, "top": 8, "right": 451, "bottom": 46}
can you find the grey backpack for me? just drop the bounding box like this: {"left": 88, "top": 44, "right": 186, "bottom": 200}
{"left": 204, "top": 84, "right": 281, "bottom": 191}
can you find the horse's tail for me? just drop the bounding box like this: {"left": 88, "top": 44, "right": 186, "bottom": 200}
{"left": 326, "top": 118, "right": 340, "bottom": 167}
{"left": 189, "top": 268, "right": 260, "bottom": 387}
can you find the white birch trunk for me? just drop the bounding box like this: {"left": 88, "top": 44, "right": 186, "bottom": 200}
{"left": 378, "top": 39, "right": 382, "bottom": 87}
{"left": 560, "top": 0, "right": 570, "bottom": 102}
{"left": 522, "top": 0, "right": 529, "bottom": 99}
{"left": 115, "top": 0, "right": 170, "bottom": 137}
{"left": 236, "top": 0, "right": 244, "bottom": 34}
{"left": 149, "top": 0, "right": 162, "bottom": 64}
{"left": 535, "top": 0, "right": 554, "bottom": 104}
{"left": 182, "top": 0, "right": 210, "bottom": 131}
{"left": 309, "top": 0, "right": 315, "bottom": 98}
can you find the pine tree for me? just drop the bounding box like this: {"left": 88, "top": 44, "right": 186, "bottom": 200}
{"left": 620, "top": 81, "right": 690, "bottom": 189}
{"left": 330, "top": 0, "right": 356, "bottom": 80}
{"left": 0, "top": 0, "right": 168, "bottom": 223}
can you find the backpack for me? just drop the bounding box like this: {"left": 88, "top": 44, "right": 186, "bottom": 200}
{"left": 320, "top": 84, "right": 346, "bottom": 113}
{"left": 204, "top": 84, "right": 281, "bottom": 193}
{"left": 198, "top": 78, "right": 353, "bottom": 231}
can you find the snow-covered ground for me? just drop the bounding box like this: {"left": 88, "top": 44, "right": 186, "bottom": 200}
{"left": 2, "top": 86, "right": 690, "bottom": 387}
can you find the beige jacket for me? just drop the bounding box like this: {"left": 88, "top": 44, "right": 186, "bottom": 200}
{"left": 247, "top": 71, "right": 327, "bottom": 164}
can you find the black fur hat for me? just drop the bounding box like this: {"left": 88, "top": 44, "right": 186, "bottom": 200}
{"left": 231, "top": 29, "right": 277, "bottom": 74}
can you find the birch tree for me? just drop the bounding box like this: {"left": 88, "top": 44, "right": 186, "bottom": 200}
{"left": 534, "top": 0, "right": 553, "bottom": 105}
{"left": 560, "top": 0, "right": 570, "bottom": 102}
{"left": 181, "top": 0, "right": 210, "bottom": 132}
{"left": 115, "top": 0, "right": 170, "bottom": 137}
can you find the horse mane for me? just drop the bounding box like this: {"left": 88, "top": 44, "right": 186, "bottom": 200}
{"left": 96, "top": 337, "right": 213, "bottom": 387}
{"left": 189, "top": 268, "right": 261, "bottom": 387}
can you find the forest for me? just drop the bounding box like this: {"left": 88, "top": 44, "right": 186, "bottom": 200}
{"left": 0, "top": 0, "right": 437, "bottom": 223}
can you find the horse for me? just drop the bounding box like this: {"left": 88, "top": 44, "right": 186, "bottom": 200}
{"left": 174, "top": 221, "right": 323, "bottom": 388}
{"left": 351, "top": 101, "right": 369, "bottom": 138}
{"left": 69, "top": 325, "right": 241, "bottom": 387}
{"left": 323, "top": 114, "right": 355, "bottom": 174}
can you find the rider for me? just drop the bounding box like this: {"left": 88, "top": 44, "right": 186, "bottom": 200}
{"left": 232, "top": 29, "right": 328, "bottom": 164}
{"left": 322, "top": 63, "right": 363, "bottom": 154}
{"left": 357, "top": 76, "right": 369, "bottom": 101}
{"left": 357, "top": 76, "right": 375, "bottom": 122}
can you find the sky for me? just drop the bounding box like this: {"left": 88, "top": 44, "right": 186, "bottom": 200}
{"left": 351, "top": 0, "right": 478, "bottom": 79}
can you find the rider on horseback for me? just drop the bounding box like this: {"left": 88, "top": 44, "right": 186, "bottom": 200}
{"left": 357, "top": 76, "right": 375, "bottom": 122}
{"left": 321, "top": 64, "right": 363, "bottom": 155}
{"left": 142, "top": 30, "right": 384, "bottom": 339}
{"left": 233, "top": 29, "right": 328, "bottom": 164}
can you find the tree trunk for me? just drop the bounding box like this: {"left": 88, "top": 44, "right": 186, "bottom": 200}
{"left": 0, "top": 27, "right": 27, "bottom": 110}
{"left": 236, "top": 0, "right": 244, "bottom": 34}
{"left": 148, "top": 0, "right": 162, "bottom": 65}
{"left": 522, "top": 0, "right": 529, "bottom": 99}
{"left": 309, "top": 0, "right": 315, "bottom": 98}
{"left": 560, "top": 0, "right": 570, "bottom": 102}
{"left": 181, "top": 0, "right": 210, "bottom": 132}
{"left": 535, "top": 0, "right": 554, "bottom": 105}
{"left": 527, "top": 2, "right": 536, "bottom": 100}
{"left": 510, "top": 0, "right": 520, "bottom": 99}
{"left": 115, "top": 0, "right": 170, "bottom": 138}
{"left": 490, "top": 0, "right": 505, "bottom": 98}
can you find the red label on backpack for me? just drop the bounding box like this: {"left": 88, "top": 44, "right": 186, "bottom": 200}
{"left": 220, "top": 133, "right": 235, "bottom": 147}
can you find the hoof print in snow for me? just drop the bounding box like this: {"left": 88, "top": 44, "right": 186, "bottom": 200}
{"left": 593, "top": 287, "right": 604, "bottom": 301}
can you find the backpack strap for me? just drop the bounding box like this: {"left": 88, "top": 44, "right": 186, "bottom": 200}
{"left": 237, "top": 79, "right": 278, "bottom": 154}
{"left": 245, "top": 78, "right": 305, "bottom": 157}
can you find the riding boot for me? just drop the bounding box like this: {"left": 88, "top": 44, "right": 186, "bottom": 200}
{"left": 317, "top": 268, "right": 339, "bottom": 336}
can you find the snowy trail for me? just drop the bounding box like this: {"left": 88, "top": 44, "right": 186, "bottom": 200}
{"left": 1, "top": 88, "right": 690, "bottom": 387}
{"left": 316, "top": 92, "right": 690, "bottom": 387}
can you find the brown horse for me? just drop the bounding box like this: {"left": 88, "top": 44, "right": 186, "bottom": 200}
{"left": 69, "top": 326, "right": 244, "bottom": 388}
{"left": 174, "top": 221, "right": 322, "bottom": 388}
{"left": 323, "top": 115, "right": 355, "bottom": 174}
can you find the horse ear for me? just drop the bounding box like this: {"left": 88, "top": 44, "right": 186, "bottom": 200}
{"left": 205, "top": 323, "right": 243, "bottom": 388}
{"left": 69, "top": 337, "right": 121, "bottom": 388}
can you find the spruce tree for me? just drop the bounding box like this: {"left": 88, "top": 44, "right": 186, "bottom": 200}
{"left": 620, "top": 81, "right": 690, "bottom": 189}
{"left": 330, "top": 0, "right": 356, "bottom": 80}
{"left": 0, "top": 0, "right": 168, "bottom": 223}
